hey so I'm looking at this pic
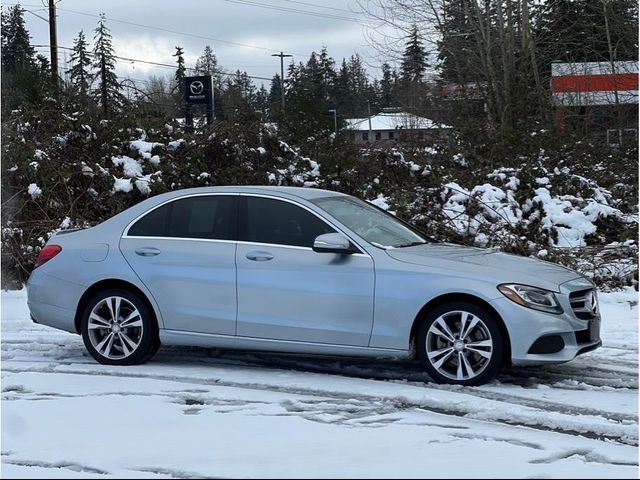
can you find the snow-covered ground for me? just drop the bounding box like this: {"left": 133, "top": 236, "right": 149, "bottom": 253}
{"left": 1, "top": 288, "right": 638, "bottom": 478}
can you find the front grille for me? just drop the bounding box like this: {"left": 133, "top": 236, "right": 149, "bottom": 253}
{"left": 569, "top": 288, "right": 598, "bottom": 320}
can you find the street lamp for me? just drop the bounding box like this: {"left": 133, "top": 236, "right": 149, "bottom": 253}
{"left": 328, "top": 109, "right": 337, "bottom": 136}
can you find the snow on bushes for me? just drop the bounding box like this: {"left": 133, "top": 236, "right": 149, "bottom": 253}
{"left": 27, "top": 183, "right": 41, "bottom": 199}
{"left": 1, "top": 106, "right": 637, "bottom": 288}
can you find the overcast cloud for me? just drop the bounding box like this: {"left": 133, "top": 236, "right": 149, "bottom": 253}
{"left": 12, "top": 0, "right": 391, "bottom": 87}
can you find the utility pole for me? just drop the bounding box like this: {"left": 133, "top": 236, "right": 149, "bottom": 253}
{"left": 271, "top": 51, "right": 292, "bottom": 112}
{"left": 48, "top": 0, "right": 58, "bottom": 88}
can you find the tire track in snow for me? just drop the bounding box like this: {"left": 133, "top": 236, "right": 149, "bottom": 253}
{"left": 2, "top": 362, "right": 637, "bottom": 446}
{"left": 3, "top": 341, "right": 638, "bottom": 412}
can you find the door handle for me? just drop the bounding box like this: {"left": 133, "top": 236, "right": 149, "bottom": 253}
{"left": 246, "top": 250, "right": 274, "bottom": 261}
{"left": 135, "top": 247, "right": 161, "bottom": 257}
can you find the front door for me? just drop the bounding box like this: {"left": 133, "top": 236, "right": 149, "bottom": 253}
{"left": 120, "top": 194, "right": 238, "bottom": 335}
{"left": 235, "top": 195, "right": 375, "bottom": 346}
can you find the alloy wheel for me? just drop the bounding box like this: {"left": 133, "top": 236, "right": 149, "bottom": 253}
{"left": 87, "top": 296, "right": 144, "bottom": 360}
{"left": 425, "top": 310, "right": 493, "bottom": 381}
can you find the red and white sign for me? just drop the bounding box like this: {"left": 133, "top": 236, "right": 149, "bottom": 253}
{"left": 551, "top": 61, "right": 638, "bottom": 106}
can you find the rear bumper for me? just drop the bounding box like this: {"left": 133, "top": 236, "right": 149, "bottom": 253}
{"left": 489, "top": 296, "right": 601, "bottom": 366}
{"left": 27, "top": 270, "right": 83, "bottom": 334}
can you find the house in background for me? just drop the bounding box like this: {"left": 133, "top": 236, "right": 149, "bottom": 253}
{"left": 551, "top": 61, "right": 638, "bottom": 146}
{"left": 346, "top": 109, "right": 451, "bottom": 146}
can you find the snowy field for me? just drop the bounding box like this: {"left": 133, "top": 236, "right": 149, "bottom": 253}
{"left": 1, "top": 288, "right": 638, "bottom": 478}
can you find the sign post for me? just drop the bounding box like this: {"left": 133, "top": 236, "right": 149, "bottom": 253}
{"left": 184, "top": 75, "right": 214, "bottom": 127}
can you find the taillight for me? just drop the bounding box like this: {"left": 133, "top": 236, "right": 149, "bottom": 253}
{"left": 34, "top": 245, "right": 62, "bottom": 269}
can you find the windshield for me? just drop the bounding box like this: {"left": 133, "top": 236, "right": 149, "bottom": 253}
{"left": 312, "top": 195, "right": 432, "bottom": 249}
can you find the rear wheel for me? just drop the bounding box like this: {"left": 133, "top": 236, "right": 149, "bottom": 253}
{"left": 81, "top": 288, "right": 159, "bottom": 366}
{"left": 417, "top": 301, "right": 504, "bottom": 386}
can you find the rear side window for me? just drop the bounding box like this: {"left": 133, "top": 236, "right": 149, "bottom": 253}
{"left": 240, "top": 196, "right": 335, "bottom": 248}
{"left": 128, "top": 195, "right": 237, "bottom": 240}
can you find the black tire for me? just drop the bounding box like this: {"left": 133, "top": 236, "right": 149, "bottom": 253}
{"left": 416, "top": 301, "right": 504, "bottom": 386}
{"left": 81, "top": 288, "right": 160, "bottom": 366}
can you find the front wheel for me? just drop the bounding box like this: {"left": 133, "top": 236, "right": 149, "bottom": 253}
{"left": 417, "top": 301, "right": 504, "bottom": 386}
{"left": 81, "top": 289, "right": 159, "bottom": 366}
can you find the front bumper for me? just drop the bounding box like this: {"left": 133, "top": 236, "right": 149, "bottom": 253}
{"left": 489, "top": 291, "right": 601, "bottom": 366}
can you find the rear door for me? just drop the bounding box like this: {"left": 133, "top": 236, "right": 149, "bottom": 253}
{"left": 235, "top": 195, "right": 375, "bottom": 346}
{"left": 120, "top": 194, "right": 238, "bottom": 335}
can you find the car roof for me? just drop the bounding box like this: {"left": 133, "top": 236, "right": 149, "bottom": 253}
{"left": 156, "top": 185, "right": 347, "bottom": 200}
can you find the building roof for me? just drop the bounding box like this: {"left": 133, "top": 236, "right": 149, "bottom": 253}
{"left": 346, "top": 112, "right": 451, "bottom": 131}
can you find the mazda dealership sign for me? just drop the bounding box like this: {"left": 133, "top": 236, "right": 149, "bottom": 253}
{"left": 185, "top": 75, "right": 213, "bottom": 105}
{"left": 184, "top": 75, "right": 214, "bottom": 124}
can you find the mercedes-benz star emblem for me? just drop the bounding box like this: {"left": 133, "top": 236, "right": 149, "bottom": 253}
{"left": 190, "top": 81, "right": 204, "bottom": 95}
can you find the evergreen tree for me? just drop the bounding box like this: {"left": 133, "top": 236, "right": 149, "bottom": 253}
{"left": 400, "top": 24, "right": 428, "bottom": 84}
{"left": 437, "top": 0, "right": 477, "bottom": 83}
{"left": 1, "top": 5, "right": 43, "bottom": 112}
{"left": 379, "top": 62, "right": 396, "bottom": 108}
{"left": 284, "top": 50, "right": 340, "bottom": 137}
{"left": 221, "top": 70, "right": 257, "bottom": 122}
{"left": 195, "top": 45, "right": 221, "bottom": 85}
{"left": 333, "top": 55, "right": 373, "bottom": 117}
{"left": 535, "top": 0, "right": 638, "bottom": 76}
{"left": 268, "top": 73, "right": 283, "bottom": 118}
{"left": 1, "top": 5, "right": 35, "bottom": 74}
{"left": 195, "top": 46, "right": 215, "bottom": 74}
{"left": 67, "top": 30, "right": 92, "bottom": 98}
{"left": 398, "top": 25, "right": 428, "bottom": 111}
{"left": 173, "top": 46, "right": 186, "bottom": 96}
{"left": 333, "top": 58, "right": 351, "bottom": 115}
{"left": 35, "top": 54, "right": 50, "bottom": 78}
{"left": 347, "top": 54, "right": 371, "bottom": 116}
{"left": 173, "top": 46, "right": 187, "bottom": 112}
{"left": 92, "top": 14, "right": 125, "bottom": 116}
{"left": 255, "top": 84, "right": 269, "bottom": 118}
{"left": 317, "top": 46, "right": 336, "bottom": 95}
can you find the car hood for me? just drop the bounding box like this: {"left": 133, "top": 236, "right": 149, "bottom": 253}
{"left": 386, "top": 243, "right": 583, "bottom": 291}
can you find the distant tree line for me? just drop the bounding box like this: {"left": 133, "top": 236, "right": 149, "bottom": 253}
{"left": 2, "top": 1, "right": 638, "bottom": 139}
{"left": 363, "top": 0, "right": 638, "bottom": 136}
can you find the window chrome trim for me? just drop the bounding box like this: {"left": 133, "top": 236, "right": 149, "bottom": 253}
{"left": 124, "top": 235, "right": 237, "bottom": 245}
{"left": 120, "top": 190, "right": 371, "bottom": 257}
{"left": 237, "top": 240, "right": 369, "bottom": 257}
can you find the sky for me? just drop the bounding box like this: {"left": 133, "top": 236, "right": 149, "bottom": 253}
{"left": 9, "top": 0, "right": 397, "bottom": 89}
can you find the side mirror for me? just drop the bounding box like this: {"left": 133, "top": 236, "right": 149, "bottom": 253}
{"left": 313, "top": 233, "right": 354, "bottom": 254}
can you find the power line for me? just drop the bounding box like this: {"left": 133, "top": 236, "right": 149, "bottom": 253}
{"left": 276, "top": 0, "right": 358, "bottom": 15}
{"left": 6, "top": 2, "right": 306, "bottom": 55}
{"left": 221, "top": 0, "right": 366, "bottom": 24}
{"left": 32, "top": 44, "right": 275, "bottom": 82}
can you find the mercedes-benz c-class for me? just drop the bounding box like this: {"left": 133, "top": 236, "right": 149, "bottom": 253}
{"left": 27, "top": 186, "right": 601, "bottom": 385}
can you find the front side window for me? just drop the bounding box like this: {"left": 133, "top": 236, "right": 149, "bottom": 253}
{"left": 312, "top": 196, "right": 431, "bottom": 249}
{"left": 240, "top": 196, "right": 335, "bottom": 248}
{"left": 128, "top": 195, "right": 236, "bottom": 240}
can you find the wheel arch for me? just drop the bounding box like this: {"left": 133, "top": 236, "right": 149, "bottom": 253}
{"left": 74, "top": 279, "right": 160, "bottom": 334}
{"left": 409, "top": 293, "right": 512, "bottom": 365}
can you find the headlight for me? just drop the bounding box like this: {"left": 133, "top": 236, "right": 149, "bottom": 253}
{"left": 498, "top": 284, "right": 563, "bottom": 314}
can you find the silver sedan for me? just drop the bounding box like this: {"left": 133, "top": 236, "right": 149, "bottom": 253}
{"left": 27, "top": 186, "right": 601, "bottom": 385}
